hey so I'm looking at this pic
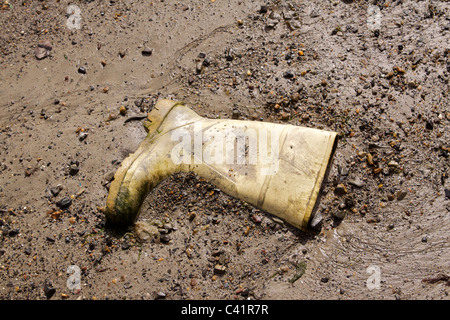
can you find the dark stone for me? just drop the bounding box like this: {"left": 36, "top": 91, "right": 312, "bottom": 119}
{"left": 142, "top": 47, "right": 153, "bottom": 56}
{"left": 50, "top": 187, "right": 61, "bottom": 197}
{"left": 445, "top": 189, "right": 450, "bottom": 199}
{"left": 69, "top": 164, "right": 79, "bottom": 176}
{"left": 78, "top": 66, "right": 87, "bottom": 74}
{"left": 283, "top": 71, "right": 294, "bottom": 79}
{"left": 56, "top": 197, "right": 72, "bottom": 209}
{"left": 46, "top": 236, "right": 55, "bottom": 243}
{"left": 8, "top": 229, "right": 20, "bottom": 237}
{"left": 43, "top": 280, "right": 56, "bottom": 299}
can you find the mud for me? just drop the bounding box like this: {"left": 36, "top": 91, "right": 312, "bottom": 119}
{"left": 0, "top": 0, "right": 449, "bottom": 300}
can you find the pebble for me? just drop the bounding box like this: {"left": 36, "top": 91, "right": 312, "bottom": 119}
{"left": 69, "top": 164, "right": 79, "bottom": 176}
{"left": 50, "top": 186, "right": 62, "bottom": 197}
{"left": 118, "top": 49, "right": 127, "bottom": 58}
{"left": 142, "top": 47, "right": 153, "bottom": 56}
{"left": 56, "top": 197, "right": 72, "bottom": 209}
{"left": 396, "top": 190, "right": 407, "bottom": 201}
{"left": 332, "top": 210, "right": 346, "bottom": 220}
{"left": 43, "top": 281, "right": 56, "bottom": 299}
{"left": 78, "top": 66, "right": 87, "bottom": 74}
{"left": 348, "top": 177, "right": 364, "bottom": 188}
{"left": 119, "top": 106, "right": 127, "bottom": 116}
{"left": 35, "top": 40, "right": 52, "bottom": 60}
{"left": 280, "top": 112, "right": 290, "bottom": 121}
{"left": 366, "top": 153, "right": 374, "bottom": 166}
{"left": 334, "top": 184, "right": 348, "bottom": 195}
{"left": 445, "top": 189, "right": 450, "bottom": 199}
{"left": 214, "top": 264, "right": 227, "bottom": 275}
{"left": 78, "top": 132, "right": 88, "bottom": 142}
{"left": 309, "top": 212, "right": 323, "bottom": 230}
{"left": 388, "top": 160, "right": 399, "bottom": 167}
{"left": 283, "top": 71, "right": 294, "bottom": 79}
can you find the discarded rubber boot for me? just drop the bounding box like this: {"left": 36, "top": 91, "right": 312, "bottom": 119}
{"left": 105, "top": 99, "right": 338, "bottom": 231}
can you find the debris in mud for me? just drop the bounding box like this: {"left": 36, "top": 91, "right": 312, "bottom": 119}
{"left": 445, "top": 189, "right": 450, "bottom": 199}
{"left": 142, "top": 47, "right": 153, "bottom": 56}
{"left": 35, "top": 40, "right": 52, "bottom": 60}
{"left": 43, "top": 280, "right": 56, "bottom": 299}
{"left": 421, "top": 274, "right": 450, "bottom": 286}
{"left": 56, "top": 197, "right": 72, "bottom": 210}
{"left": 289, "top": 261, "right": 307, "bottom": 283}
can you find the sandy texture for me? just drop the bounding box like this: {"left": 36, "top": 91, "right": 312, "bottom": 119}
{"left": 0, "top": 0, "right": 449, "bottom": 300}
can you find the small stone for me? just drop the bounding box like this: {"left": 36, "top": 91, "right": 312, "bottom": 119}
{"left": 56, "top": 197, "right": 72, "bottom": 209}
{"left": 188, "top": 212, "right": 196, "bottom": 221}
{"left": 155, "top": 291, "right": 166, "bottom": 299}
{"left": 50, "top": 186, "right": 62, "bottom": 197}
{"left": 46, "top": 236, "right": 55, "bottom": 243}
{"left": 195, "top": 61, "right": 203, "bottom": 74}
{"left": 366, "top": 153, "right": 374, "bottom": 166}
{"left": 69, "top": 164, "right": 79, "bottom": 176}
{"left": 78, "top": 66, "right": 87, "bottom": 74}
{"left": 283, "top": 71, "right": 294, "bottom": 79}
{"left": 290, "top": 92, "right": 300, "bottom": 103}
{"left": 103, "top": 171, "right": 115, "bottom": 184}
{"left": 348, "top": 177, "right": 364, "bottom": 188}
{"left": 280, "top": 112, "right": 290, "bottom": 121}
{"left": 35, "top": 40, "right": 52, "bottom": 60}
{"left": 160, "top": 235, "right": 170, "bottom": 243}
{"left": 445, "top": 189, "right": 450, "bottom": 199}
{"left": 309, "top": 212, "right": 323, "bottom": 230}
{"left": 252, "top": 215, "right": 262, "bottom": 223}
{"left": 214, "top": 264, "right": 227, "bottom": 275}
{"left": 334, "top": 184, "right": 348, "bottom": 196}
{"left": 332, "top": 210, "right": 346, "bottom": 220}
{"left": 388, "top": 160, "right": 399, "bottom": 167}
{"left": 231, "top": 109, "right": 241, "bottom": 119}
{"left": 142, "top": 47, "right": 153, "bottom": 56}
{"left": 119, "top": 49, "right": 126, "bottom": 58}
{"left": 8, "top": 229, "right": 20, "bottom": 237}
{"left": 396, "top": 190, "right": 407, "bottom": 201}
{"left": 119, "top": 106, "right": 127, "bottom": 116}
{"left": 78, "top": 132, "right": 88, "bottom": 142}
{"left": 44, "top": 281, "right": 56, "bottom": 299}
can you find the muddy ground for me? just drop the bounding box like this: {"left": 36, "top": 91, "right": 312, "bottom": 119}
{"left": 0, "top": 0, "right": 449, "bottom": 301}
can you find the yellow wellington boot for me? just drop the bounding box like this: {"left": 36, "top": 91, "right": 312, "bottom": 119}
{"left": 105, "top": 99, "right": 338, "bottom": 231}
